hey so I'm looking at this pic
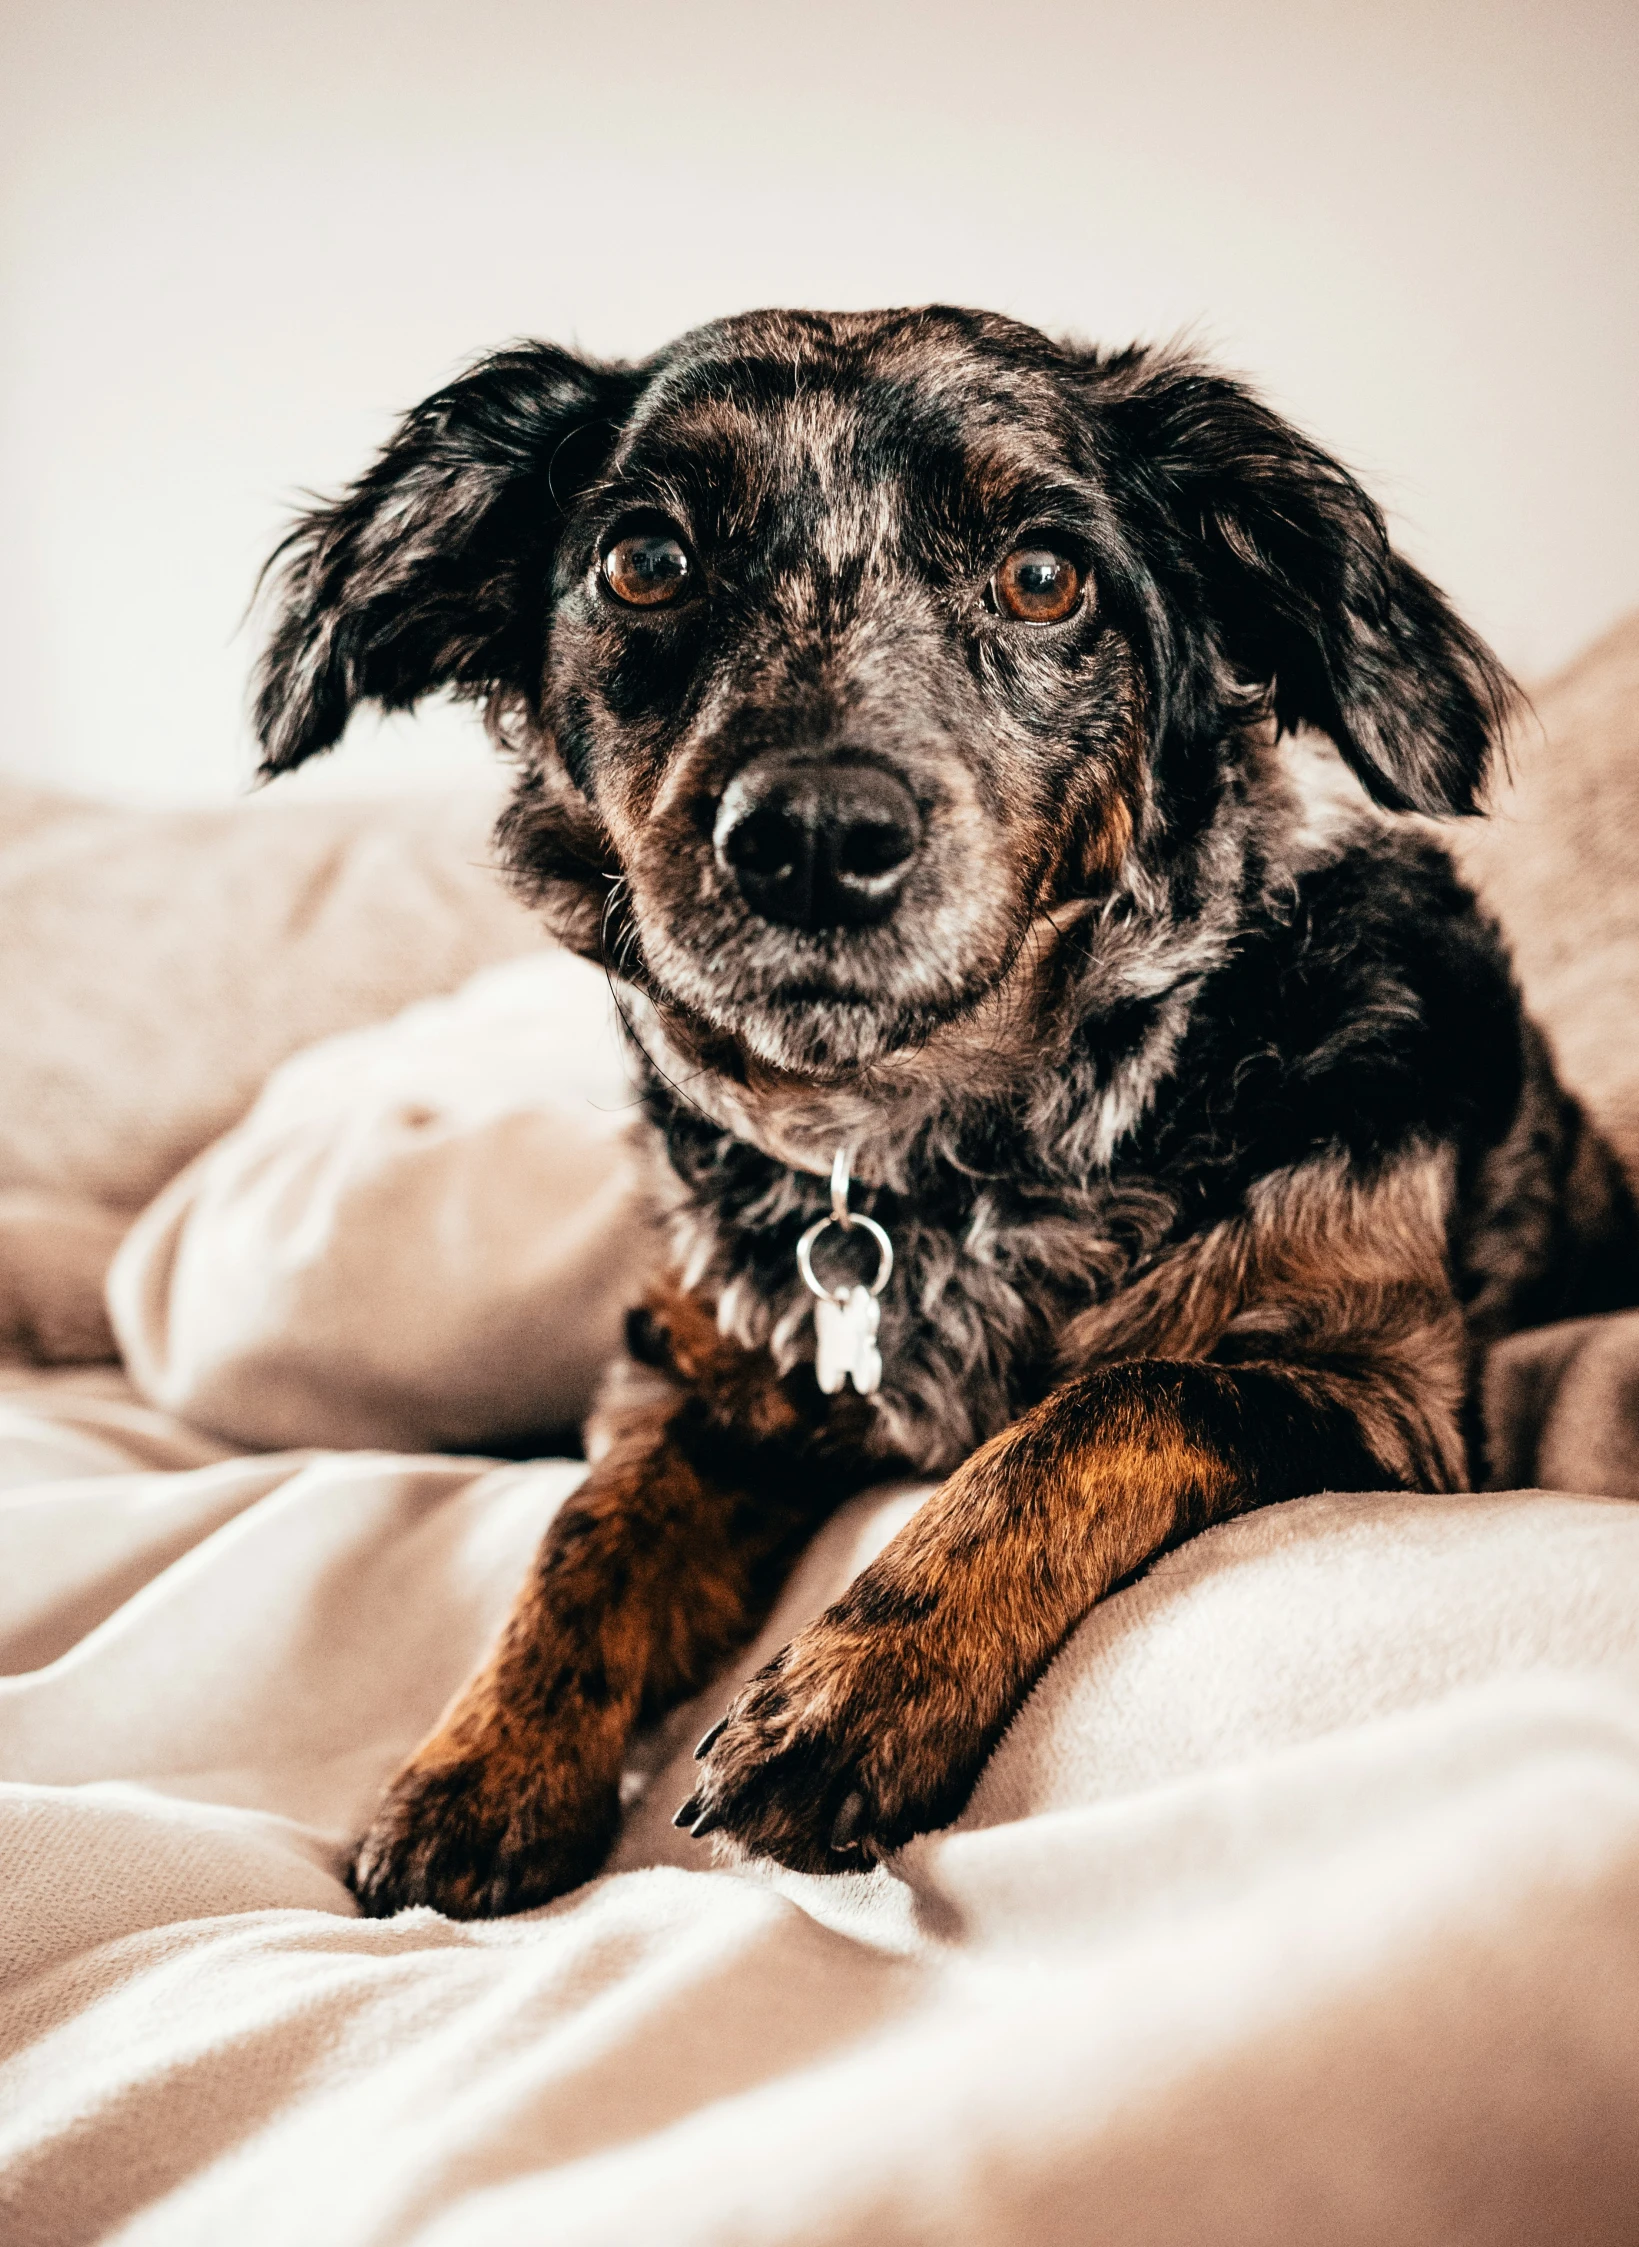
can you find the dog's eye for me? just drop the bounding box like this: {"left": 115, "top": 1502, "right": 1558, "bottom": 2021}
{"left": 602, "top": 530, "right": 693, "bottom": 608}
{"left": 992, "top": 547, "right": 1083, "bottom": 624}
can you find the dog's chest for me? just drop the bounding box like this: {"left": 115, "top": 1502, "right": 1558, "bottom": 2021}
{"left": 660, "top": 1085, "right": 1200, "bottom": 1474}
{"left": 704, "top": 1162, "right": 1182, "bottom": 1476}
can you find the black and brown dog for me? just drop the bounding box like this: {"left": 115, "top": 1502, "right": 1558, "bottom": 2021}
{"left": 255, "top": 306, "right": 1637, "bottom": 1918}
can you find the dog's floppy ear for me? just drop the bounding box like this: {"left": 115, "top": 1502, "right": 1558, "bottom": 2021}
{"left": 254, "top": 344, "right": 642, "bottom": 776}
{"left": 1098, "top": 354, "right": 1514, "bottom": 815}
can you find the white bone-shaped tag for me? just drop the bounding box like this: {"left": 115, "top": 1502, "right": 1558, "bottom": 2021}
{"left": 814, "top": 1285, "right": 883, "bottom": 1396}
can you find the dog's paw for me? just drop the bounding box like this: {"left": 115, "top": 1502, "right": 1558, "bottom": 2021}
{"left": 673, "top": 1614, "right": 991, "bottom": 1875}
{"left": 349, "top": 1750, "right": 619, "bottom": 1919}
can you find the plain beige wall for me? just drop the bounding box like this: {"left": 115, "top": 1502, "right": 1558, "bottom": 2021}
{"left": 1, "top": 0, "right": 1635, "bottom": 806}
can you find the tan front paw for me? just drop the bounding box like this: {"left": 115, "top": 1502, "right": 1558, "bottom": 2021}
{"left": 350, "top": 1744, "right": 619, "bottom": 1919}
{"left": 672, "top": 1609, "right": 1000, "bottom": 1875}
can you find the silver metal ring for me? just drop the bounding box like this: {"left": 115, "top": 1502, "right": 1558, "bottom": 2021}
{"left": 797, "top": 1212, "right": 894, "bottom": 1301}
{"left": 830, "top": 1145, "right": 853, "bottom": 1228}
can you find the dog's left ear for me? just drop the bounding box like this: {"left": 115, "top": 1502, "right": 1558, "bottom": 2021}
{"left": 254, "top": 344, "right": 642, "bottom": 776}
{"left": 1097, "top": 355, "right": 1514, "bottom": 815}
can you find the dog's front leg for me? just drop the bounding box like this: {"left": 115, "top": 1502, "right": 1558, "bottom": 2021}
{"left": 682, "top": 1354, "right": 1455, "bottom": 1873}
{"left": 350, "top": 1390, "right": 832, "bottom": 1918}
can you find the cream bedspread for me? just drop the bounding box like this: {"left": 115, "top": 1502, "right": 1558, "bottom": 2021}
{"left": 1, "top": 952, "right": 1638, "bottom": 2243}
{"left": 2, "top": 1379, "right": 1637, "bottom": 2245}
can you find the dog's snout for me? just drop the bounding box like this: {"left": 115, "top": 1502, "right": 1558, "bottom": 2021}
{"left": 714, "top": 757, "right": 922, "bottom": 932}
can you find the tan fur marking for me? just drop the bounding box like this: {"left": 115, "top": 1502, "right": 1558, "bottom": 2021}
{"left": 1080, "top": 789, "right": 1136, "bottom": 883}
{"left": 1058, "top": 1148, "right": 1469, "bottom": 1488}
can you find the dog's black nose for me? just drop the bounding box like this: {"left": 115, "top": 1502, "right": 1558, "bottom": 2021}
{"left": 713, "top": 757, "right": 922, "bottom": 931}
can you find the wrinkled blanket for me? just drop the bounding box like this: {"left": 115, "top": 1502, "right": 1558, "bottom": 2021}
{"left": 2, "top": 1370, "right": 1639, "bottom": 2246}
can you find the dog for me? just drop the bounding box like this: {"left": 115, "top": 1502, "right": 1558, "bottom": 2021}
{"left": 254, "top": 305, "right": 1638, "bottom": 1918}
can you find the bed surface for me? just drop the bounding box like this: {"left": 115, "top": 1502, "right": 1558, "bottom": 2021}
{"left": 4, "top": 1370, "right": 1639, "bottom": 2245}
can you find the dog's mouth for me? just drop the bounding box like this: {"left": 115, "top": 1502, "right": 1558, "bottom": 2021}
{"left": 631, "top": 937, "right": 1015, "bottom": 1083}
{"left": 610, "top": 742, "right": 1037, "bottom": 1076}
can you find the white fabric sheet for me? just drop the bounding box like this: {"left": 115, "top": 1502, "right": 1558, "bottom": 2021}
{"left": 2, "top": 1369, "right": 1637, "bottom": 2245}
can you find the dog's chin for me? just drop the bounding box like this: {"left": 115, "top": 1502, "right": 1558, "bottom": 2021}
{"left": 634, "top": 916, "right": 1012, "bottom": 1084}
{"left": 639, "top": 960, "right": 1010, "bottom": 1086}
{"left": 711, "top": 991, "right": 951, "bottom": 1080}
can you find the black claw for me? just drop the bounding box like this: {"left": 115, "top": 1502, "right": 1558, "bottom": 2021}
{"left": 830, "top": 1788, "right": 868, "bottom": 1851}
{"left": 672, "top": 1793, "right": 704, "bottom": 1831}
{"left": 688, "top": 1809, "right": 725, "bottom": 1840}
{"left": 694, "top": 1715, "right": 730, "bottom": 1760}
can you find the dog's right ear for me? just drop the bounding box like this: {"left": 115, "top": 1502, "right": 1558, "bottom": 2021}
{"left": 254, "top": 344, "right": 642, "bottom": 776}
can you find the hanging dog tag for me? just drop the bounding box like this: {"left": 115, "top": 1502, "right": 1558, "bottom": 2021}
{"left": 797, "top": 1148, "right": 895, "bottom": 1399}
{"left": 814, "top": 1284, "right": 883, "bottom": 1397}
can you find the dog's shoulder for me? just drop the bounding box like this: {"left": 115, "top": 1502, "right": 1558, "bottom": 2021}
{"left": 1130, "top": 818, "right": 1525, "bottom": 1219}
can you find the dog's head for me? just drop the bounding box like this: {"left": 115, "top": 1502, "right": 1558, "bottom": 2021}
{"left": 256, "top": 308, "right": 1510, "bottom": 1085}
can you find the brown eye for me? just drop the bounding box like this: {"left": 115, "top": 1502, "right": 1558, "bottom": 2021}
{"left": 602, "top": 529, "right": 692, "bottom": 607}
{"left": 992, "top": 546, "right": 1084, "bottom": 623}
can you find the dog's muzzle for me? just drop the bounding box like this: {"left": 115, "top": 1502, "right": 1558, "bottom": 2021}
{"left": 712, "top": 753, "right": 922, "bottom": 932}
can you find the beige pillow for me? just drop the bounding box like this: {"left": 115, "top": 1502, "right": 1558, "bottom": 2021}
{"left": 1449, "top": 610, "right": 1639, "bottom": 1184}
{"left": 107, "top": 953, "right": 657, "bottom": 1453}
{"left": 0, "top": 781, "right": 542, "bottom": 1213}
